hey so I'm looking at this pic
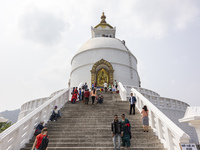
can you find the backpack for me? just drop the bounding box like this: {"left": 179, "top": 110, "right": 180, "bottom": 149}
{"left": 39, "top": 135, "right": 49, "bottom": 150}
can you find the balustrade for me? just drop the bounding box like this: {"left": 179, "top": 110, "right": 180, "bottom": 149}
{"left": 0, "top": 88, "right": 70, "bottom": 150}
{"left": 131, "top": 88, "right": 190, "bottom": 150}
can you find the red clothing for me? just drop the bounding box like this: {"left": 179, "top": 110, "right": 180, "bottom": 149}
{"left": 35, "top": 134, "right": 48, "bottom": 149}
{"left": 74, "top": 89, "right": 78, "bottom": 99}
{"left": 71, "top": 94, "right": 76, "bottom": 102}
{"left": 84, "top": 91, "right": 90, "bottom": 98}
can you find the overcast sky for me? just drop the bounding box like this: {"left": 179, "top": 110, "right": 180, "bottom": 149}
{"left": 0, "top": 0, "right": 200, "bottom": 112}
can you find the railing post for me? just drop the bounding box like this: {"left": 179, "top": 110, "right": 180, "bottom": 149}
{"left": 156, "top": 116, "right": 163, "bottom": 139}
{"left": 0, "top": 136, "right": 9, "bottom": 150}
{"left": 13, "top": 125, "right": 24, "bottom": 150}
{"left": 27, "top": 117, "right": 36, "bottom": 143}
{"left": 164, "top": 126, "right": 173, "bottom": 150}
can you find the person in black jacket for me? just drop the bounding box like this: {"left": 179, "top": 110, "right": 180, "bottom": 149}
{"left": 111, "top": 114, "right": 123, "bottom": 150}
{"left": 129, "top": 93, "right": 137, "bottom": 115}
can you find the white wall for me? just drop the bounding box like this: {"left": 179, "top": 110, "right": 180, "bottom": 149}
{"left": 70, "top": 48, "right": 140, "bottom": 88}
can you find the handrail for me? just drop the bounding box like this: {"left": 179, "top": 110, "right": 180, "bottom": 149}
{"left": 49, "top": 89, "right": 64, "bottom": 98}
{"left": 124, "top": 85, "right": 189, "bottom": 111}
{"left": 18, "top": 89, "right": 65, "bottom": 120}
{"left": 131, "top": 88, "right": 190, "bottom": 150}
{"left": 124, "top": 85, "right": 160, "bottom": 97}
{"left": 118, "top": 82, "right": 127, "bottom": 101}
{"left": 0, "top": 88, "right": 70, "bottom": 150}
{"left": 18, "top": 97, "right": 49, "bottom": 120}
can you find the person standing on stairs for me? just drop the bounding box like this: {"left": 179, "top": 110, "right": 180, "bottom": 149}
{"left": 121, "top": 114, "right": 131, "bottom": 149}
{"left": 82, "top": 86, "right": 85, "bottom": 103}
{"left": 104, "top": 81, "right": 108, "bottom": 92}
{"left": 84, "top": 89, "right": 90, "bottom": 106}
{"left": 141, "top": 105, "right": 149, "bottom": 132}
{"left": 111, "top": 114, "right": 123, "bottom": 150}
{"left": 78, "top": 88, "right": 82, "bottom": 101}
{"left": 129, "top": 93, "right": 137, "bottom": 115}
{"left": 90, "top": 88, "right": 96, "bottom": 106}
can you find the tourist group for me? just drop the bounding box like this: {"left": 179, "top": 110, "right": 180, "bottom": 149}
{"left": 31, "top": 81, "right": 149, "bottom": 150}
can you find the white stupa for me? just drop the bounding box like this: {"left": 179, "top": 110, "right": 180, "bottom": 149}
{"left": 69, "top": 12, "right": 141, "bottom": 88}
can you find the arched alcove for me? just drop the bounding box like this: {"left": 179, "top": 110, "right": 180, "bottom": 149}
{"left": 91, "top": 59, "right": 114, "bottom": 87}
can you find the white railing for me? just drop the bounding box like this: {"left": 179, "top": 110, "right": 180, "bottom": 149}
{"left": 18, "top": 89, "right": 66, "bottom": 120}
{"left": 18, "top": 97, "right": 49, "bottom": 120}
{"left": 143, "top": 95, "right": 189, "bottom": 111}
{"left": 0, "top": 88, "right": 70, "bottom": 150}
{"left": 124, "top": 85, "right": 160, "bottom": 97}
{"left": 124, "top": 85, "right": 189, "bottom": 111}
{"left": 118, "top": 82, "right": 127, "bottom": 101}
{"left": 49, "top": 89, "right": 64, "bottom": 98}
{"left": 131, "top": 88, "right": 190, "bottom": 150}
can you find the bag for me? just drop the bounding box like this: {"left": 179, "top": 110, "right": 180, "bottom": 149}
{"left": 34, "top": 129, "right": 41, "bottom": 136}
{"left": 39, "top": 135, "right": 49, "bottom": 150}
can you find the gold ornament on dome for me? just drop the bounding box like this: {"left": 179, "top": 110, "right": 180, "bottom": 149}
{"left": 94, "top": 12, "right": 113, "bottom": 29}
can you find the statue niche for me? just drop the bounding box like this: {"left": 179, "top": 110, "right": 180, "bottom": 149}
{"left": 97, "top": 68, "right": 109, "bottom": 87}
{"left": 91, "top": 59, "right": 114, "bottom": 88}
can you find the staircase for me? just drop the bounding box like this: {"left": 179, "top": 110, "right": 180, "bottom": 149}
{"left": 21, "top": 92, "right": 165, "bottom": 150}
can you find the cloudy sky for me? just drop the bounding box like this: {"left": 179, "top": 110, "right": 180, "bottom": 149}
{"left": 0, "top": 0, "right": 200, "bottom": 112}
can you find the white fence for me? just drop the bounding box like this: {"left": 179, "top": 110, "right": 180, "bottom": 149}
{"left": 124, "top": 85, "right": 189, "bottom": 111}
{"left": 18, "top": 97, "right": 49, "bottom": 120}
{"left": 118, "top": 82, "right": 127, "bottom": 101}
{"left": 131, "top": 88, "right": 190, "bottom": 150}
{"left": 0, "top": 88, "right": 70, "bottom": 150}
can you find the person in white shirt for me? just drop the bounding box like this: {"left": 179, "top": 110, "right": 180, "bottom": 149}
{"left": 50, "top": 106, "right": 61, "bottom": 121}
{"left": 104, "top": 82, "right": 108, "bottom": 92}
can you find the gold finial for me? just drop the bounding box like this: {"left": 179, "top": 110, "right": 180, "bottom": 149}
{"left": 100, "top": 12, "right": 106, "bottom": 24}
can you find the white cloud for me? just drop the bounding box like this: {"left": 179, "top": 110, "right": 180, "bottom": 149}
{"left": 18, "top": 6, "right": 70, "bottom": 45}
{"left": 116, "top": 0, "right": 199, "bottom": 39}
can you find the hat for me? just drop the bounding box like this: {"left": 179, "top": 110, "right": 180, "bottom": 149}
{"left": 55, "top": 106, "right": 58, "bottom": 108}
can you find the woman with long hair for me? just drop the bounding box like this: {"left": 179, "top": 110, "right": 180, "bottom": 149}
{"left": 141, "top": 105, "right": 149, "bottom": 132}
{"left": 90, "top": 88, "right": 97, "bottom": 106}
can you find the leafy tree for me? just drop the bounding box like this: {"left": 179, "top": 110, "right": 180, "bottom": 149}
{"left": 0, "top": 122, "right": 12, "bottom": 133}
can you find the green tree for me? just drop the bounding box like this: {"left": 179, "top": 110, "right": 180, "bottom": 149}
{"left": 0, "top": 122, "right": 12, "bottom": 133}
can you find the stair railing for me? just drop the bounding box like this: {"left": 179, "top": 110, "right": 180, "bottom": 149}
{"left": 131, "top": 88, "right": 190, "bottom": 150}
{"left": 0, "top": 88, "right": 70, "bottom": 150}
{"left": 18, "top": 97, "right": 50, "bottom": 121}
{"left": 118, "top": 82, "right": 127, "bottom": 101}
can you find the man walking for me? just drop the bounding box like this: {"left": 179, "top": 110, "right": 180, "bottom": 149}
{"left": 121, "top": 114, "right": 131, "bottom": 149}
{"left": 84, "top": 89, "right": 90, "bottom": 106}
{"left": 111, "top": 115, "right": 123, "bottom": 150}
{"left": 129, "top": 93, "right": 137, "bottom": 115}
{"left": 104, "top": 81, "right": 108, "bottom": 92}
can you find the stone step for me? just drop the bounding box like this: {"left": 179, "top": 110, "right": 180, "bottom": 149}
{"left": 26, "top": 142, "right": 162, "bottom": 148}
{"left": 25, "top": 142, "right": 164, "bottom": 147}
{"left": 31, "top": 134, "right": 158, "bottom": 139}
{"left": 21, "top": 147, "right": 166, "bottom": 150}
{"left": 47, "top": 121, "right": 143, "bottom": 125}
{"left": 29, "top": 137, "right": 160, "bottom": 143}
{"left": 47, "top": 127, "right": 151, "bottom": 131}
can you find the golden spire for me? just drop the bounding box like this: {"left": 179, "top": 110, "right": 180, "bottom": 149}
{"left": 100, "top": 12, "right": 107, "bottom": 24}
{"left": 94, "top": 12, "right": 113, "bottom": 29}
